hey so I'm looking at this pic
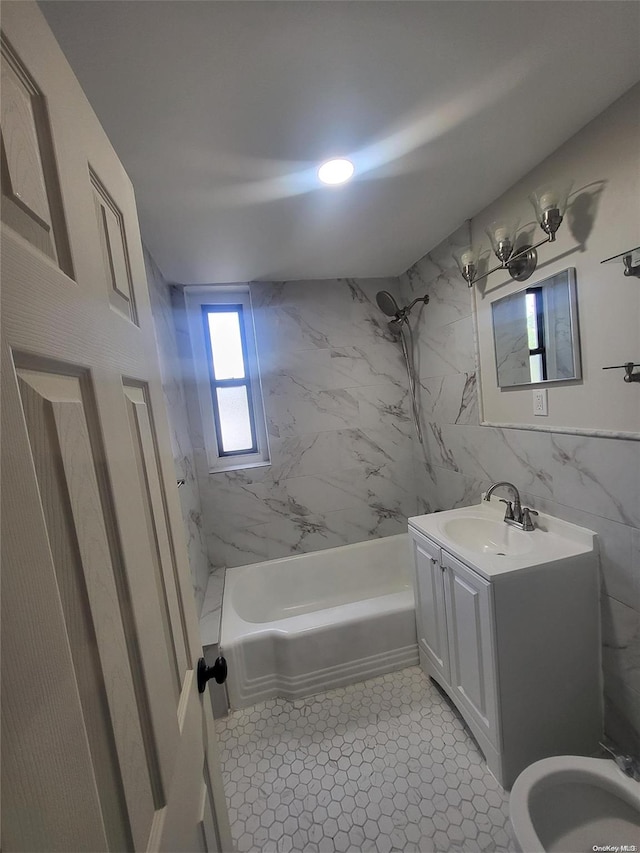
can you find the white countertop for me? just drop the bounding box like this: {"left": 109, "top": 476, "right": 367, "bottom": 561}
{"left": 408, "top": 497, "right": 596, "bottom": 580}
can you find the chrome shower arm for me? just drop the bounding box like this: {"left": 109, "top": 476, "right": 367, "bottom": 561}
{"left": 403, "top": 294, "right": 429, "bottom": 314}
{"left": 396, "top": 294, "right": 429, "bottom": 320}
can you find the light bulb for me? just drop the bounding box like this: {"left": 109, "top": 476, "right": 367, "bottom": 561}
{"left": 317, "top": 158, "right": 355, "bottom": 185}
{"left": 486, "top": 219, "right": 518, "bottom": 263}
{"left": 453, "top": 245, "right": 479, "bottom": 286}
{"left": 538, "top": 191, "right": 558, "bottom": 212}
{"left": 530, "top": 181, "right": 572, "bottom": 240}
{"left": 530, "top": 181, "right": 572, "bottom": 218}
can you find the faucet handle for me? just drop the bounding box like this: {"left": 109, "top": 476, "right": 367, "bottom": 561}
{"left": 521, "top": 507, "right": 539, "bottom": 531}
{"left": 499, "top": 499, "right": 514, "bottom": 520}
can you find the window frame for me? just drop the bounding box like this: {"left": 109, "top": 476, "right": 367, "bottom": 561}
{"left": 526, "top": 286, "right": 548, "bottom": 382}
{"left": 184, "top": 286, "right": 270, "bottom": 473}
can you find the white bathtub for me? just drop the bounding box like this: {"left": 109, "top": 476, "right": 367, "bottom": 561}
{"left": 221, "top": 534, "right": 418, "bottom": 710}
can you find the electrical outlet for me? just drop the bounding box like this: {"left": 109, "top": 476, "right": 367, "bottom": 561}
{"left": 533, "top": 388, "right": 548, "bottom": 416}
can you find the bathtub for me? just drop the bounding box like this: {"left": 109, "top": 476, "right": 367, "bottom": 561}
{"left": 221, "top": 534, "right": 418, "bottom": 710}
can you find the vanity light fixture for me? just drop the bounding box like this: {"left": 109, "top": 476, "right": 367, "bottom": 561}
{"left": 453, "top": 181, "right": 572, "bottom": 287}
{"left": 317, "top": 158, "right": 354, "bottom": 185}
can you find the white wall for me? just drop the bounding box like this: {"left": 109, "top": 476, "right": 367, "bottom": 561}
{"left": 475, "top": 84, "right": 640, "bottom": 434}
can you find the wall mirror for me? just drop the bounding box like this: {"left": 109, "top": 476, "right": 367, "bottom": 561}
{"left": 491, "top": 268, "right": 581, "bottom": 388}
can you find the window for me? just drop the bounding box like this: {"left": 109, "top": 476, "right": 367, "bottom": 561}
{"left": 526, "top": 287, "right": 547, "bottom": 383}
{"left": 184, "top": 287, "right": 269, "bottom": 472}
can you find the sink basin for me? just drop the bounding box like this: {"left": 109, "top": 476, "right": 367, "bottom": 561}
{"left": 441, "top": 516, "right": 534, "bottom": 556}
{"left": 409, "top": 498, "right": 596, "bottom": 579}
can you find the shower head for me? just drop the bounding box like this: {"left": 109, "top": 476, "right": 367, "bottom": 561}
{"left": 376, "top": 291, "right": 430, "bottom": 329}
{"left": 387, "top": 316, "right": 406, "bottom": 335}
{"left": 376, "top": 291, "right": 400, "bottom": 317}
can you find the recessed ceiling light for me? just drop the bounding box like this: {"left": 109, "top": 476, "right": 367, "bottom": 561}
{"left": 318, "top": 158, "right": 355, "bottom": 185}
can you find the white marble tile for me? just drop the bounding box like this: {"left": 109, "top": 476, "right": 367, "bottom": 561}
{"left": 603, "top": 674, "right": 640, "bottom": 755}
{"left": 520, "top": 493, "right": 638, "bottom": 612}
{"left": 260, "top": 347, "right": 339, "bottom": 396}
{"left": 328, "top": 342, "right": 407, "bottom": 389}
{"left": 253, "top": 278, "right": 400, "bottom": 354}
{"left": 332, "top": 503, "right": 411, "bottom": 543}
{"left": 549, "top": 433, "right": 640, "bottom": 528}
{"left": 344, "top": 277, "right": 406, "bottom": 346}
{"left": 207, "top": 527, "right": 271, "bottom": 569}
{"left": 200, "top": 567, "right": 225, "bottom": 646}
{"left": 602, "top": 595, "right": 640, "bottom": 696}
{"left": 353, "top": 383, "right": 413, "bottom": 436}
{"left": 178, "top": 274, "right": 419, "bottom": 574}
{"left": 248, "top": 469, "right": 365, "bottom": 516}
{"left": 418, "top": 372, "right": 478, "bottom": 426}
{"left": 423, "top": 423, "right": 556, "bottom": 503}
{"left": 201, "top": 475, "right": 277, "bottom": 528}
{"left": 417, "top": 314, "right": 477, "bottom": 379}
{"left": 249, "top": 463, "right": 413, "bottom": 519}
{"left": 260, "top": 338, "right": 407, "bottom": 398}
{"left": 336, "top": 427, "right": 414, "bottom": 471}
{"left": 269, "top": 431, "right": 343, "bottom": 481}
{"left": 415, "top": 463, "right": 485, "bottom": 516}
{"left": 260, "top": 513, "right": 348, "bottom": 561}
{"left": 417, "top": 265, "right": 473, "bottom": 333}
{"left": 266, "top": 387, "right": 361, "bottom": 438}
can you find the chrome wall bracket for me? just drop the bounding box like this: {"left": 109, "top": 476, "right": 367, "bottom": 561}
{"left": 601, "top": 248, "right": 640, "bottom": 279}
{"left": 507, "top": 244, "right": 538, "bottom": 282}
{"left": 602, "top": 362, "right": 640, "bottom": 383}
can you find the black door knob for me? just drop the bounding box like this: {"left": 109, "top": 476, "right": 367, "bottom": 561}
{"left": 197, "top": 656, "right": 227, "bottom": 693}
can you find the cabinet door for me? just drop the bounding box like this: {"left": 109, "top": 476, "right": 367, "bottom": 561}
{"left": 412, "top": 534, "right": 450, "bottom": 684}
{"left": 442, "top": 552, "right": 498, "bottom": 747}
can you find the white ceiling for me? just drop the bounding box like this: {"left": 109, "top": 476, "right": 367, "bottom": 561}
{"left": 40, "top": 1, "right": 640, "bottom": 285}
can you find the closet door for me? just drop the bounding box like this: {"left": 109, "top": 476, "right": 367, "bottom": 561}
{"left": 1, "top": 4, "right": 231, "bottom": 850}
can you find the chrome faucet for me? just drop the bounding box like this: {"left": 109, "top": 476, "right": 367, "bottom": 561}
{"left": 483, "top": 482, "right": 539, "bottom": 531}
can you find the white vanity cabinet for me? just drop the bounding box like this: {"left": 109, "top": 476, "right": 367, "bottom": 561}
{"left": 409, "top": 507, "right": 602, "bottom": 789}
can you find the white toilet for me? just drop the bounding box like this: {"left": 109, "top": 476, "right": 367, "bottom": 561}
{"left": 510, "top": 755, "right": 640, "bottom": 853}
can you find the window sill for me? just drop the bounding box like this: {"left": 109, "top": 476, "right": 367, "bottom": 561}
{"left": 208, "top": 459, "right": 271, "bottom": 475}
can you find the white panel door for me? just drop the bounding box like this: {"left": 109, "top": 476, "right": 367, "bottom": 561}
{"left": 442, "top": 551, "right": 499, "bottom": 748}
{"left": 412, "top": 534, "right": 450, "bottom": 684}
{"left": 1, "top": 4, "right": 232, "bottom": 851}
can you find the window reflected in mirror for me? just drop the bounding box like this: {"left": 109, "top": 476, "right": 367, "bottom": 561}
{"left": 491, "top": 268, "right": 581, "bottom": 388}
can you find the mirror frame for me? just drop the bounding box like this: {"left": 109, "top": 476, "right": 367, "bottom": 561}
{"left": 491, "top": 267, "right": 581, "bottom": 388}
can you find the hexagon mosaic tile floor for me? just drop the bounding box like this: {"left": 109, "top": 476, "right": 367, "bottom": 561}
{"left": 216, "top": 666, "right": 516, "bottom": 852}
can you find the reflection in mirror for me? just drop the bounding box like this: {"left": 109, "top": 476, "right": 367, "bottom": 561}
{"left": 492, "top": 268, "right": 581, "bottom": 388}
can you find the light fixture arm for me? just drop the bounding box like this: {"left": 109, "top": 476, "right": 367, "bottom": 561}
{"left": 455, "top": 181, "right": 572, "bottom": 287}
{"left": 468, "top": 233, "right": 554, "bottom": 287}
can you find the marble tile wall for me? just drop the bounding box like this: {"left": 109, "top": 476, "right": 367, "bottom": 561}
{"left": 399, "top": 226, "right": 640, "bottom": 755}
{"left": 144, "top": 248, "right": 212, "bottom": 614}
{"left": 184, "top": 278, "right": 419, "bottom": 569}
